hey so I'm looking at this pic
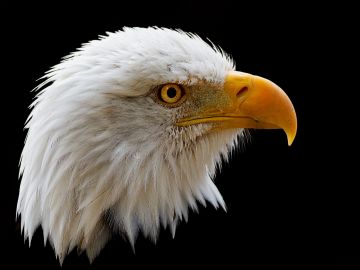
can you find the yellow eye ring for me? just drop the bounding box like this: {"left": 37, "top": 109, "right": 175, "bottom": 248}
{"left": 159, "top": 84, "right": 184, "bottom": 104}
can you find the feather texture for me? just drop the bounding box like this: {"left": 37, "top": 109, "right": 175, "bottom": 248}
{"left": 17, "top": 27, "right": 242, "bottom": 262}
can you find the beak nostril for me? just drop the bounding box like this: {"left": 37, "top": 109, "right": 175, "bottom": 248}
{"left": 236, "top": 86, "right": 248, "bottom": 97}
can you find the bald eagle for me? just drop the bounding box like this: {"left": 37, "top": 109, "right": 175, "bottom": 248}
{"left": 17, "top": 27, "right": 297, "bottom": 262}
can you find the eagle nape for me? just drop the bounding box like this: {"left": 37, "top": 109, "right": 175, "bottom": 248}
{"left": 17, "top": 27, "right": 297, "bottom": 263}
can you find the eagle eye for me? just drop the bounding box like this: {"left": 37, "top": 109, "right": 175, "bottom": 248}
{"left": 158, "top": 84, "right": 184, "bottom": 105}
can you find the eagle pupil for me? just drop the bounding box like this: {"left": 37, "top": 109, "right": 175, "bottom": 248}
{"left": 167, "top": 88, "right": 177, "bottom": 98}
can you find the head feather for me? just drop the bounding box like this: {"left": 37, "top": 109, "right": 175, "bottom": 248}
{"left": 17, "top": 27, "right": 242, "bottom": 262}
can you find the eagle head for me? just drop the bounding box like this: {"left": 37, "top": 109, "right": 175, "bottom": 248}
{"left": 17, "top": 27, "right": 297, "bottom": 262}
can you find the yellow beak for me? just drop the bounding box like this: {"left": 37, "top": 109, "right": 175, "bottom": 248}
{"left": 177, "top": 71, "right": 297, "bottom": 145}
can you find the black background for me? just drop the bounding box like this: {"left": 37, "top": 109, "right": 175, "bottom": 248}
{"left": 1, "top": 1, "right": 356, "bottom": 269}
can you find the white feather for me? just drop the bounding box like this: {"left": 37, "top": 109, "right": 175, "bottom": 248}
{"left": 17, "top": 27, "right": 243, "bottom": 262}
